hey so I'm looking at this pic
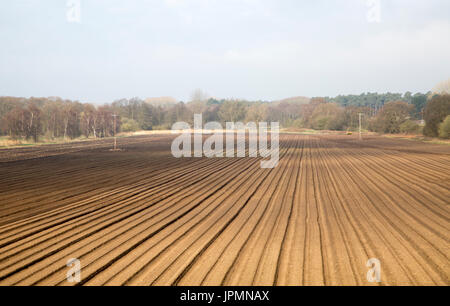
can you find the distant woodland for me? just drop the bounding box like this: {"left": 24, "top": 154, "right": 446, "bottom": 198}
{"left": 1, "top": 91, "right": 449, "bottom": 142}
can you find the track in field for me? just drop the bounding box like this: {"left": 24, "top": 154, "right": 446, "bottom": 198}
{"left": 0, "top": 134, "right": 448, "bottom": 286}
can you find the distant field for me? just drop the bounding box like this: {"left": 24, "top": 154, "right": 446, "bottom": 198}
{"left": 0, "top": 134, "right": 448, "bottom": 285}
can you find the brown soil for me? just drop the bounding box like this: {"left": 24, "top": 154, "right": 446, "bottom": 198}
{"left": 0, "top": 134, "right": 448, "bottom": 286}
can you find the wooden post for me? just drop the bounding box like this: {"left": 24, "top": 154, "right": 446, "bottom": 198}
{"left": 359, "top": 113, "right": 363, "bottom": 141}
{"left": 112, "top": 114, "right": 118, "bottom": 150}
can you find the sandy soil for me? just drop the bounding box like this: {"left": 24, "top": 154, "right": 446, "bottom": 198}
{"left": 0, "top": 134, "right": 448, "bottom": 286}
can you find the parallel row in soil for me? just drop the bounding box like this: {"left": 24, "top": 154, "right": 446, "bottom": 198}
{"left": 0, "top": 134, "right": 448, "bottom": 285}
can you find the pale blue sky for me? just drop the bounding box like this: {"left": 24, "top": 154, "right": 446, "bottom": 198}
{"left": 1, "top": 0, "right": 449, "bottom": 103}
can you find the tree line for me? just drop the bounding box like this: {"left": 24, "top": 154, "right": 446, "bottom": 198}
{"left": 0, "top": 97, "right": 119, "bottom": 141}
{"left": 1, "top": 92, "right": 449, "bottom": 142}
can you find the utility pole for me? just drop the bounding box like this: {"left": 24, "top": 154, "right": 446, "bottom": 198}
{"left": 112, "top": 114, "right": 118, "bottom": 150}
{"left": 359, "top": 113, "right": 363, "bottom": 141}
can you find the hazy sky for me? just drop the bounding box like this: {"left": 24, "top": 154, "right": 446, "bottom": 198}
{"left": 1, "top": 0, "right": 449, "bottom": 103}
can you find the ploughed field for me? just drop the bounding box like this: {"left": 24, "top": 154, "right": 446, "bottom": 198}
{"left": 0, "top": 134, "right": 449, "bottom": 286}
